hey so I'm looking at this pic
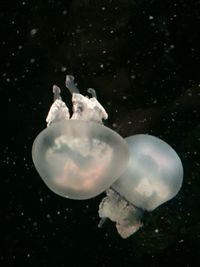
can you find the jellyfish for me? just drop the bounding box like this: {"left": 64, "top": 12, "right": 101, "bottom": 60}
{"left": 98, "top": 134, "right": 183, "bottom": 238}
{"left": 32, "top": 75, "right": 129, "bottom": 199}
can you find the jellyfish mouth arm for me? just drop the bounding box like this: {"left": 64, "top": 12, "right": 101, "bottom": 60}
{"left": 46, "top": 75, "right": 108, "bottom": 125}
{"left": 87, "top": 88, "right": 108, "bottom": 121}
{"left": 89, "top": 96, "right": 108, "bottom": 121}
{"left": 46, "top": 84, "right": 70, "bottom": 127}
{"left": 46, "top": 99, "right": 70, "bottom": 127}
{"left": 65, "top": 75, "right": 80, "bottom": 94}
{"left": 71, "top": 93, "right": 108, "bottom": 123}
{"left": 70, "top": 93, "right": 87, "bottom": 120}
{"left": 98, "top": 189, "right": 143, "bottom": 239}
{"left": 64, "top": 74, "right": 108, "bottom": 122}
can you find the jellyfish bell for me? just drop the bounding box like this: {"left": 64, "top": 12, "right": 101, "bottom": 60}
{"left": 113, "top": 134, "right": 183, "bottom": 210}
{"left": 32, "top": 121, "right": 129, "bottom": 200}
{"left": 98, "top": 134, "right": 183, "bottom": 238}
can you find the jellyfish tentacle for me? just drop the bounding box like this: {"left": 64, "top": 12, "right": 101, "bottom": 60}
{"left": 65, "top": 75, "right": 80, "bottom": 94}
{"left": 87, "top": 88, "right": 97, "bottom": 98}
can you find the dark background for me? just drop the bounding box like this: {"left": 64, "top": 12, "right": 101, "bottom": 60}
{"left": 1, "top": 0, "right": 200, "bottom": 266}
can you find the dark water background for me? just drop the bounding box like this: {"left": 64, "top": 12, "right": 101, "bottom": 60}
{"left": 1, "top": 0, "right": 200, "bottom": 266}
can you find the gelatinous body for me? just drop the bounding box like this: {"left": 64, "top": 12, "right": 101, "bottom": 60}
{"left": 98, "top": 134, "right": 183, "bottom": 238}
{"left": 32, "top": 120, "right": 129, "bottom": 199}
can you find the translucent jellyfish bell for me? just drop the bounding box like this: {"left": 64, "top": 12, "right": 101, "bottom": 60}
{"left": 99, "top": 134, "right": 183, "bottom": 238}
{"left": 113, "top": 134, "right": 183, "bottom": 210}
{"left": 32, "top": 75, "right": 129, "bottom": 200}
{"left": 32, "top": 120, "right": 129, "bottom": 199}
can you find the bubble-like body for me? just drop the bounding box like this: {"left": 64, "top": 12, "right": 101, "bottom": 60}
{"left": 99, "top": 134, "right": 183, "bottom": 238}
{"left": 32, "top": 120, "right": 129, "bottom": 199}
{"left": 113, "top": 134, "right": 183, "bottom": 211}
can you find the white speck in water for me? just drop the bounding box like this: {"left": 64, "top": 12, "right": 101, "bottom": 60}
{"left": 30, "top": 28, "right": 38, "bottom": 37}
{"left": 61, "top": 66, "right": 67, "bottom": 72}
{"left": 30, "top": 58, "right": 35, "bottom": 63}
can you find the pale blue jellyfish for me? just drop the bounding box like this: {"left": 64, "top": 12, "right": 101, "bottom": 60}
{"left": 32, "top": 75, "right": 183, "bottom": 238}
{"left": 98, "top": 134, "right": 183, "bottom": 238}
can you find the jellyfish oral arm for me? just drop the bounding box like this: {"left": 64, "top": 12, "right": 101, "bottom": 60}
{"left": 98, "top": 189, "right": 143, "bottom": 239}
{"left": 46, "top": 75, "right": 108, "bottom": 127}
{"left": 65, "top": 75, "right": 80, "bottom": 94}
{"left": 46, "top": 86, "right": 70, "bottom": 127}
{"left": 71, "top": 93, "right": 108, "bottom": 123}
